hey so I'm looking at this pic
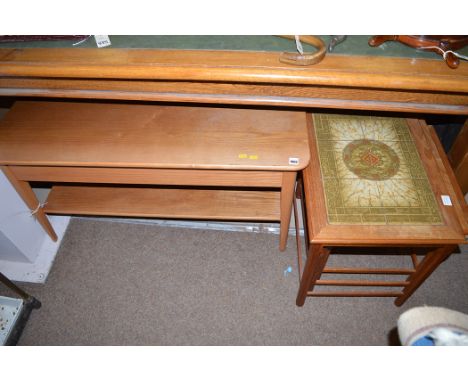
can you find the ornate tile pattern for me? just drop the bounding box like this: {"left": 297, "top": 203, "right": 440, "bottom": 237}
{"left": 313, "top": 114, "right": 442, "bottom": 225}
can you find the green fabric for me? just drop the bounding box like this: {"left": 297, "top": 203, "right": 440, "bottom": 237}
{"left": 1, "top": 35, "right": 466, "bottom": 60}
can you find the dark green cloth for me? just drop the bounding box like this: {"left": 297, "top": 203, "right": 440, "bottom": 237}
{"left": 2, "top": 35, "right": 466, "bottom": 60}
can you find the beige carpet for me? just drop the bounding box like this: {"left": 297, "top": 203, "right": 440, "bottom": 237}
{"left": 2, "top": 218, "right": 467, "bottom": 345}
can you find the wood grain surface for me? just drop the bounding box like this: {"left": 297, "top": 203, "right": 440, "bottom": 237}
{"left": 1, "top": 78, "right": 466, "bottom": 115}
{"left": 1, "top": 49, "right": 466, "bottom": 92}
{"left": 9, "top": 166, "right": 284, "bottom": 187}
{"left": 0, "top": 48, "right": 467, "bottom": 114}
{"left": 45, "top": 186, "right": 281, "bottom": 221}
{"left": 0, "top": 101, "right": 309, "bottom": 171}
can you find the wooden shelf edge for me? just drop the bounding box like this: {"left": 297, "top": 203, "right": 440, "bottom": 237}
{"left": 44, "top": 185, "right": 281, "bottom": 222}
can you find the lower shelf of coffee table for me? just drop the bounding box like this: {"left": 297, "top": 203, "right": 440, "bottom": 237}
{"left": 44, "top": 185, "right": 281, "bottom": 221}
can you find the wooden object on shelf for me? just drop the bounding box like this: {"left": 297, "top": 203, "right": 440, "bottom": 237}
{"left": 0, "top": 101, "right": 310, "bottom": 251}
{"left": 276, "top": 35, "right": 327, "bottom": 66}
{"left": 369, "top": 35, "right": 468, "bottom": 69}
{"left": 294, "top": 113, "right": 467, "bottom": 307}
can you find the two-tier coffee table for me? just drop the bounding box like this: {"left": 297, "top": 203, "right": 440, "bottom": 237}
{"left": 0, "top": 101, "right": 310, "bottom": 251}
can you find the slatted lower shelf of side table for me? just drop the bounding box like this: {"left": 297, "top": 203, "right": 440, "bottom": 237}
{"left": 44, "top": 185, "right": 281, "bottom": 221}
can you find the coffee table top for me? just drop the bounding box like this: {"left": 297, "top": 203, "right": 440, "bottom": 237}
{"left": 303, "top": 114, "right": 466, "bottom": 245}
{"left": 0, "top": 101, "right": 309, "bottom": 171}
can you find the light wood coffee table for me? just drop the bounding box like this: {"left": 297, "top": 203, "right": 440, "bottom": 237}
{"left": 0, "top": 101, "right": 309, "bottom": 251}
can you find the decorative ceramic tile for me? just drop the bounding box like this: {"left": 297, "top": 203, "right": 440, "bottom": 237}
{"left": 313, "top": 114, "right": 442, "bottom": 225}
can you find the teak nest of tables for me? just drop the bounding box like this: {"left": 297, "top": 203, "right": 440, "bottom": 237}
{"left": 0, "top": 101, "right": 309, "bottom": 251}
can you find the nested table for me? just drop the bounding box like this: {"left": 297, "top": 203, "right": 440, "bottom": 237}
{"left": 295, "top": 113, "right": 467, "bottom": 306}
{"left": 0, "top": 101, "right": 310, "bottom": 251}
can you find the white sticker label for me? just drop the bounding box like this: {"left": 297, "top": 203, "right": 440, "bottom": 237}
{"left": 289, "top": 157, "right": 299, "bottom": 165}
{"left": 441, "top": 195, "right": 452, "bottom": 206}
{"left": 94, "top": 35, "right": 111, "bottom": 48}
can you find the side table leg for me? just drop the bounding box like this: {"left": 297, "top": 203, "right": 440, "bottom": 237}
{"left": 394, "top": 245, "right": 457, "bottom": 306}
{"left": 296, "top": 244, "right": 330, "bottom": 306}
{"left": 1, "top": 166, "right": 57, "bottom": 242}
{"left": 279, "top": 172, "right": 296, "bottom": 251}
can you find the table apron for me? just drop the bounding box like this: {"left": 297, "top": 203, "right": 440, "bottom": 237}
{"left": 8, "top": 166, "right": 285, "bottom": 188}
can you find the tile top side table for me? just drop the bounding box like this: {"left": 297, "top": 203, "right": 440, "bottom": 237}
{"left": 296, "top": 113, "right": 467, "bottom": 306}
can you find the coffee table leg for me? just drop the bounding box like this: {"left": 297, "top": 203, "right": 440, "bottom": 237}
{"left": 394, "top": 245, "right": 457, "bottom": 306}
{"left": 1, "top": 166, "right": 57, "bottom": 242}
{"left": 296, "top": 244, "right": 330, "bottom": 306}
{"left": 279, "top": 172, "right": 296, "bottom": 251}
